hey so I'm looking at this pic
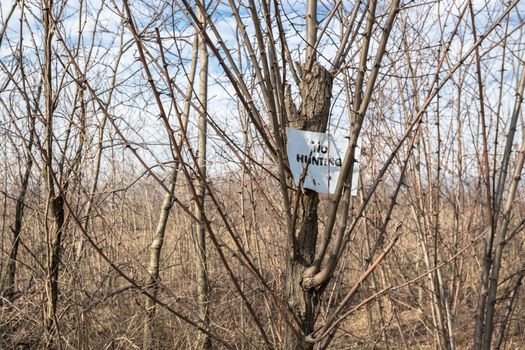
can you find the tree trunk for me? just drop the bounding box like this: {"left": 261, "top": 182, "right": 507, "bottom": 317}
{"left": 2, "top": 157, "right": 32, "bottom": 300}
{"left": 142, "top": 30, "right": 198, "bottom": 350}
{"left": 285, "top": 62, "right": 333, "bottom": 350}
{"left": 1, "top": 4, "right": 36, "bottom": 300}
{"left": 143, "top": 170, "right": 177, "bottom": 350}
{"left": 42, "top": 1, "right": 65, "bottom": 347}
{"left": 195, "top": 2, "right": 211, "bottom": 348}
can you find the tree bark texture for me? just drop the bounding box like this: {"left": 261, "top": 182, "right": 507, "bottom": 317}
{"left": 285, "top": 62, "right": 333, "bottom": 350}
{"left": 196, "top": 2, "right": 211, "bottom": 347}
{"left": 2, "top": 156, "right": 32, "bottom": 300}
{"left": 42, "top": 1, "right": 66, "bottom": 348}
{"left": 143, "top": 170, "right": 177, "bottom": 350}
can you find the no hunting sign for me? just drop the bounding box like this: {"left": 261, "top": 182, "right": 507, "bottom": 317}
{"left": 287, "top": 127, "right": 359, "bottom": 195}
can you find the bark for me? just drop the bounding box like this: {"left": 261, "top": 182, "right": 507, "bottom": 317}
{"left": 305, "top": 0, "right": 318, "bottom": 66}
{"left": 45, "top": 195, "right": 65, "bottom": 350}
{"left": 285, "top": 62, "right": 332, "bottom": 350}
{"left": 3, "top": 157, "right": 32, "bottom": 300}
{"left": 143, "top": 170, "right": 177, "bottom": 350}
{"left": 42, "top": 1, "right": 65, "bottom": 348}
{"left": 142, "top": 31, "right": 198, "bottom": 350}
{"left": 2, "top": 7, "right": 36, "bottom": 299}
{"left": 195, "top": 2, "right": 211, "bottom": 348}
{"left": 482, "top": 124, "right": 525, "bottom": 349}
{"left": 474, "top": 59, "right": 525, "bottom": 350}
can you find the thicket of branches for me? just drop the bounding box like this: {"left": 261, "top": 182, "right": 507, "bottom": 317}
{"left": 1, "top": 0, "right": 525, "bottom": 349}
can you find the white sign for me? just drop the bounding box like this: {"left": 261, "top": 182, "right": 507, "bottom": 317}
{"left": 286, "top": 127, "right": 359, "bottom": 195}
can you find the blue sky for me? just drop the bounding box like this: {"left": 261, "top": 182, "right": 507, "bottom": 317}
{"left": 1, "top": 0, "right": 524, "bottom": 181}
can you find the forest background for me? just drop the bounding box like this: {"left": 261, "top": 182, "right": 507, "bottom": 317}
{"left": 1, "top": 0, "right": 525, "bottom": 349}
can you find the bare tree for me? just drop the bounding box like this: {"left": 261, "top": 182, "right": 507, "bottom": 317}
{"left": 1, "top": 0, "right": 525, "bottom": 349}
{"left": 0, "top": 1, "right": 36, "bottom": 302}
{"left": 194, "top": 1, "right": 211, "bottom": 348}
{"left": 142, "top": 30, "right": 198, "bottom": 350}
